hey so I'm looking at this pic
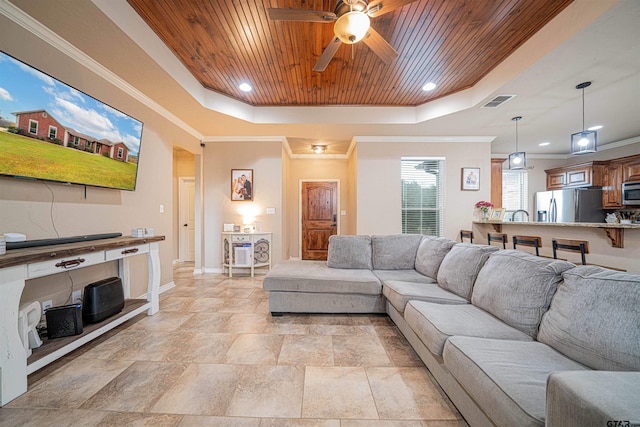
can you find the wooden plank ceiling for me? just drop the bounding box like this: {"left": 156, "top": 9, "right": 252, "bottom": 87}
{"left": 127, "top": 0, "right": 573, "bottom": 107}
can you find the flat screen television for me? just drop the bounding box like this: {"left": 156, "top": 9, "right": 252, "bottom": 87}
{"left": 0, "top": 51, "right": 143, "bottom": 191}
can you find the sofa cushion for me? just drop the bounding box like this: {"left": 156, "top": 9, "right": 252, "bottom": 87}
{"left": 471, "top": 250, "right": 575, "bottom": 338}
{"left": 383, "top": 281, "right": 467, "bottom": 314}
{"left": 373, "top": 269, "right": 435, "bottom": 284}
{"left": 327, "top": 235, "right": 373, "bottom": 269}
{"left": 371, "top": 234, "right": 423, "bottom": 270}
{"left": 443, "top": 336, "right": 588, "bottom": 427}
{"left": 414, "top": 236, "right": 456, "bottom": 279}
{"left": 404, "top": 300, "right": 532, "bottom": 357}
{"left": 546, "top": 371, "right": 640, "bottom": 427}
{"left": 538, "top": 265, "right": 640, "bottom": 371}
{"left": 263, "top": 260, "right": 381, "bottom": 295}
{"left": 436, "top": 243, "right": 499, "bottom": 300}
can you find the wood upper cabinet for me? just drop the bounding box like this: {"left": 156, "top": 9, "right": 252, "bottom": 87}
{"left": 623, "top": 156, "right": 640, "bottom": 182}
{"left": 602, "top": 162, "right": 624, "bottom": 208}
{"left": 545, "top": 162, "right": 605, "bottom": 190}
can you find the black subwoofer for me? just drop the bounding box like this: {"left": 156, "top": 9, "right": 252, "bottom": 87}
{"left": 46, "top": 304, "right": 83, "bottom": 339}
{"left": 82, "top": 277, "right": 125, "bottom": 324}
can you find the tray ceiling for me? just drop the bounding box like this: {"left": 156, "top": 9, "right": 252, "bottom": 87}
{"left": 127, "top": 0, "right": 573, "bottom": 107}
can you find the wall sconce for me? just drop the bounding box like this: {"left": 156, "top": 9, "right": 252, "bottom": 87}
{"left": 508, "top": 116, "right": 526, "bottom": 170}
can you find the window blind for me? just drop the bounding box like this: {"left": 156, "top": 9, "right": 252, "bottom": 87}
{"left": 502, "top": 169, "right": 529, "bottom": 213}
{"left": 401, "top": 158, "right": 445, "bottom": 236}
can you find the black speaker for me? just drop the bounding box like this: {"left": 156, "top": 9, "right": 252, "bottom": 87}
{"left": 45, "top": 304, "right": 83, "bottom": 339}
{"left": 82, "top": 277, "right": 124, "bottom": 324}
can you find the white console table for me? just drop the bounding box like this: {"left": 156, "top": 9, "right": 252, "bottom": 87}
{"left": 0, "top": 235, "right": 164, "bottom": 406}
{"left": 221, "top": 232, "right": 271, "bottom": 277}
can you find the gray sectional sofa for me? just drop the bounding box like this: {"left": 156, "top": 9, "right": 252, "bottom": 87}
{"left": 263, "top": 234, "right": 640, "bottom": 426}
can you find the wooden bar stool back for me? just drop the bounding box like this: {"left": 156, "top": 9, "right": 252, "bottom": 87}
{"left": 512, "top": 235, "right": 542, "bottom": 256}
{"left": 487, "top": 233, "right": 508, "bottom": 249}
{"left": 460, "top": 230, "right": 473, "bottom": 243}
{"left": 552, "top": 238, "right": 588, "bottom": 265}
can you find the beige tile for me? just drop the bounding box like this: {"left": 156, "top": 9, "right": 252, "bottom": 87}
{"left": 160, "top": 296, "right": 195, "bottom": 312}
{"left": 224, "top": 313, "right": 270, "bottom": 334}
{"left": 81, "top": 361, "right": 188, "bottom": 412}
{"left": 183, "top": 333, "right": 237, "bottom": 363}
{"left": 366, "top": 367, "right": 459, "bottom": 420}
{"left": 278, "top": 335, "right": 334, "bottom": 366}
{"left": 7, "top": 358, "right": 133, "bottom": 408}
{"left": 379, "top": 336, "right": 425, "bottom": 367}
{"left": 342, "top": 421, "right": 423, "bottom": 427}
{"left": 332, "top": 335, "right": 391, "bottom": 367}
{"left": 151, "top": 364, "right": 245, "bottom": 415}
{"left": 126, "top": 312, "right": 194, "bottom": 332}
{"left": 209, "top": 288, "right": 256, "bottom": 299}
{"left": 218, "top": 297, "right": 262, "bottom": 313}
{"left": 302, "top": 367, "right": 378, "bottom": 419}
{"left": 179, "top": 312, "right": 234, "bottom": 333}
{"left": 96, "top": 412, "right": 183, "bottom": 426}
{"left": 254, "top": 299, "right": 270, "bottom": 313}
{"left": 0, "top": 408, "right": 107, "bottom": 427}
{"left": 263, "top": 322, "right": 310, "bottom": 335}
{"left": 178, "top": 415, "right": 260, "bottom": 426}
{"left": 226, "top": 365, "right": 304, "bottom": 418}
{"left": 259, "top": 419, "right": 340, "bottom": 427}
{"left": 224, "top": 334, "right": 284, "bottom": 365}
{"left": 420, "top": 421, "right": 469, "bottom": 427}
{"left": 308, "top": 325, "right": 377, "bottom": 336}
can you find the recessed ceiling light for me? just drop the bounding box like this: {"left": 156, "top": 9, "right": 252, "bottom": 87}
{"left": 239, "top": 82, "right": 252, "bottom": 92}
{"left": 539, "top": 142, "right": 550, "bottom": 146}
{"left": 588, "top": 125, "right": 603, "bottom": 131}
{"left": 422, "top": 82, "right": 436, "bottom": 91}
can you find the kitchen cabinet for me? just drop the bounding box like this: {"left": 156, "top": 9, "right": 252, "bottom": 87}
{"left": 623, "top": 156, "right": 640, "bottom": 182}
{"left": 545, "top": 162, "right": 605, "bottom": 190}
{"left": 602, "top": 162, "right": 624, "bottom": 208}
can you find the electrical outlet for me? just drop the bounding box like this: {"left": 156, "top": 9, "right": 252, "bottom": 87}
{"left": 42, "top": 300, "right": 53, "bottom": 311}
{"left": 72, "top": 290, "right": 82, "bottom": 303}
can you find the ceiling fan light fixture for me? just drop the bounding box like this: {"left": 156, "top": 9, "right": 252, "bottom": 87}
{"left": 334, "top": 11, "right": 370, "bottom": 44}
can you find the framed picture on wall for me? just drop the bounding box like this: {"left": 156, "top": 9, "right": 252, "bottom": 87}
{"left": 461, "top": 167, "right": 480, "bottom": 191}
{"left": 231, "top": 169, "right": 253, "bottom": 201}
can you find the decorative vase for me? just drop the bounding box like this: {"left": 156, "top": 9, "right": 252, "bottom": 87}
{"left": 482, "top": 209, "right": 490, "bottom": 221}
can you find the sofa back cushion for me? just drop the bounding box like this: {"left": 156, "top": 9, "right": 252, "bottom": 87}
{"left": 538, "top": 266, "right": 640, "bottom": 371}
{"left": 414, "top": 236, "right": 456, "bottom": 279}
{"left": 437, "top": 243, "right": 499, "bottom": 300}
{"left": 327, "top": 235, "right": 373, "bottom": 269}
{"left": 471, "top": 250, "right": 575, "bottom": 338}
{"left": 371, "top": 234, "right": 423, "bottom": 270}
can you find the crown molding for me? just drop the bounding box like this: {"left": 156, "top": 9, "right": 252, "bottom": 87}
{"left": 354, "top": 136, "right": 496, "bottom": 144}
{"left": 0, "top": 0, "right": 203, "bottom": 140}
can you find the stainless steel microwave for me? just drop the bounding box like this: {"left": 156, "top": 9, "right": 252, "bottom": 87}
{"left": 622, "top": 181, "right": 640, "bottom": 205}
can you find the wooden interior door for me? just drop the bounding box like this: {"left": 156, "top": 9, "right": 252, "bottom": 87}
{"left": 302, "top": 181, "right": 338, "bottom": 260}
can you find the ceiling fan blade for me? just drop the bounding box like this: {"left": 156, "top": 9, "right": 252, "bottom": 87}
{"left": 362, "top": 27, "right": 398, "bottom": 64}
{"left": 268, "top": 8, "right": 336, "bottom": 23}
{"left": 313, "top": 37, "right": 342, "bottom": 72}
{"left": 367, "top": 0, "right": 419, "bottom": 17}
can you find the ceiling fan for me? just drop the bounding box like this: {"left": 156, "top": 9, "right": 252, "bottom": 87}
{"left": 268, "top": 0, "right": 418, "bottom": 72}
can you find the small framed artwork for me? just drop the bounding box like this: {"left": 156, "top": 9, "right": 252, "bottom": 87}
{"left": 461, "top": 167, "right": 480, "bottom": 191}
{"left": 489, "top": 208, "right": 506, "bottom": 222}
{"left": 231, "top": 169, "right": 253, "bottom": 201}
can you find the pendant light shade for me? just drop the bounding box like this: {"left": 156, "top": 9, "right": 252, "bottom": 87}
{"left": 508, "top": 116, "right": 526, "bottom": 170}
{"left": 571, "top": 81, "right": 597, "bottom": 155}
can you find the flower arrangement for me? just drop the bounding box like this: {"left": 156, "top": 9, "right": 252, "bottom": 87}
{"left": 475, "top": 200, "right": 493, "bottom": 213}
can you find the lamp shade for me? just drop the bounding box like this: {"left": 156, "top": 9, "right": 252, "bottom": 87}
{"left": 571, "top": 130, "right": 597, "bottom": 155}
{"left": 508, "top": 151, "right": 526, "bottom": 170}
{"left": 334, "top": 11, "right": 370, "bottom": 44}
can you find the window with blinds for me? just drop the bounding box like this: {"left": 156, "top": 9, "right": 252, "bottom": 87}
{"left": 502, "top": 170, "right": 529, "bottom": 217}
{"left": 401, "top": 158, "right": 445, "bottom": 236}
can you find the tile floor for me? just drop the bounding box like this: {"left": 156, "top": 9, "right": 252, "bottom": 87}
{"left": 0, "top": 263, "right": 467, "bottom": 427}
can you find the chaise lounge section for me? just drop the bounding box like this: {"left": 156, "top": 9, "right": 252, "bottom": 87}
{"left": 263, "top": 234, "right": 640, "bottom": 426}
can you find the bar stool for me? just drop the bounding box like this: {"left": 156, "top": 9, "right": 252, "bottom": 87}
{"left": 552, "top": 238, "right": 588, "bottom": 265}
{"left": 460, "top": 230, "right": 473, "bottom": 243}
{"left": 487, "top": 233, "right": 508, "bottom": 249}
{"left": 512, "top": 235, "right": 542, "bottom": 256}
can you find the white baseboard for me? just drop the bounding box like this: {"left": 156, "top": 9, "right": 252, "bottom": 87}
{"left": 203, "top": 267, "right": 223, "bottom": 274}
{"left": 193, "top": 269, "right": 203, "bottom": 275}
{"left": 135, "top": 281, "right": 175, "bottom": 299}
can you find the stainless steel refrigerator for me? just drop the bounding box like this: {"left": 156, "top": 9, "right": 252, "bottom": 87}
{"left": 534, "top": 188, "right": 604, "bottom": 223}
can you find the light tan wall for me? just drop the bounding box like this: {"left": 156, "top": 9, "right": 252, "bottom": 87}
{"left": 286, "top": 158, "right": 350, "bottom": 258}
{"left": 347, "top": 145, "right": 358, "bottom": 235}
{"left": 281, "top": 146, "right": 291, "bottom": 260}
{"left": 172, "top": 149, "right": 197, "bottom": 260}
{"left": 201, "top": 141, "right": 283, "bottom": 271}
{"left": 1, "top": 15, "right": 200, "bottom": 306}
{"left": 356, "top": 140, "right": 492, "bottom": 240}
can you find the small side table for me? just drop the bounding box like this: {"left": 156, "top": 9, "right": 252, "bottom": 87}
{"left": 221, "top": 232, "right": 272, "bottom": 277}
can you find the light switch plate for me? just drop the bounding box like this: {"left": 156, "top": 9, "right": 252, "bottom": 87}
{"left": 266, "top": 207, "right": 276, "bottom": 215}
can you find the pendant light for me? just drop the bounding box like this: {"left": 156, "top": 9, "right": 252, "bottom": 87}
{"left": 508, "top": 116, "right": 526, "bottom": 170}
{"left": 570, "top": 81, "right": 597, "bottom": 155}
